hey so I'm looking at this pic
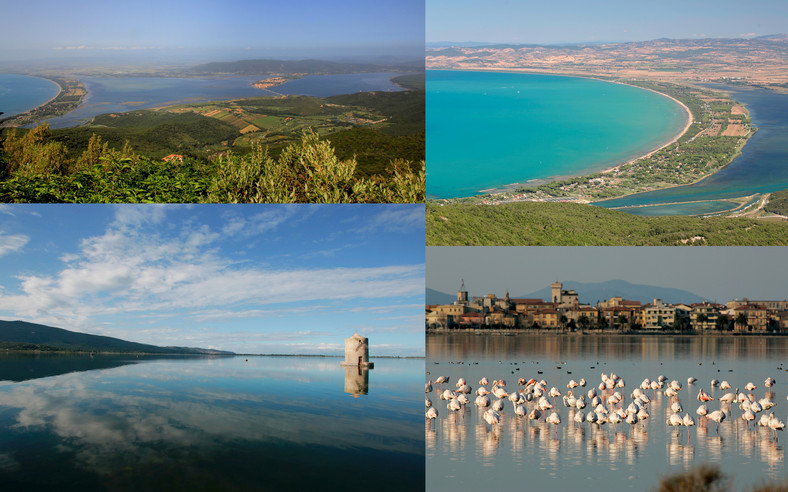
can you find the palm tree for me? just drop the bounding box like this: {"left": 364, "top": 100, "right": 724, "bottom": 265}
{"left": 617, "top": 314, "right": 629, "bottom": 331}
{"left": 578, "top": 315, "right": 590, "bottom": 332}
{"left": 559, "top": 315, "right": 568, "bottom": 333}
{"left": 735, "top": 312, "right": 749, "bottom": 331}
{"left": 695, "top": 313, "right": 708, "bottom": 333}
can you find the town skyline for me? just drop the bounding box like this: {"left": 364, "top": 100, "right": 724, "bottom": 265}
{"left": 427, "top": 279, "right": 787, "bottom": 332}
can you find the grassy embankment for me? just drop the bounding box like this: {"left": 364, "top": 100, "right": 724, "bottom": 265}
{"left": 0, "top": 89, "right": 424, "bottom": 203}
{"left": 764, "top": 188, "right": 788, "bottom": 216}
{"left": 426, "top": 201, "right": 788, "bottom": 245}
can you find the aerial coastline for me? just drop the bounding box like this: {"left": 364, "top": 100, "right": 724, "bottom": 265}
{"left": 0, "top": 74, "right": 86, "bottom": 127}
{"left": 428, "top": 68, "right": 755, "bottom": 210}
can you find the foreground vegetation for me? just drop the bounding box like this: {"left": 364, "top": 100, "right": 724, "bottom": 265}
{"left": 764, "top": 188, "right": 788, "bottom": 216}
{"left": 0, "top": 124, "right": 424, "bottom": 203}
{"left": 426, "top": 202, "right": 788, "bottom": 245}
{"left": 0, "top": 83, "right": 425, "bottom": 202}
{"left": 656, "top": 464, "right": 787, "bottom": 492}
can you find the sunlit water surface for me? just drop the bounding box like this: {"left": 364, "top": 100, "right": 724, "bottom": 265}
{"left": 426, "top": 334, "right": 786, "bottom": 491}
{"left": 0, "top": 354, "right": 424, "bottom": 491}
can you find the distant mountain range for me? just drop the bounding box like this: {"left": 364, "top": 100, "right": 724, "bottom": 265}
{"left": 427, "top": 280, "right": 709, "bottom": 306}
{"left": 0, "top": 320, "right": 234, "bottom": 355}
{"left": 427, "top": 34, "right": 788, "bottom": 50}
{"left": 187, "top": 58, "right": 424, "bottom": 76}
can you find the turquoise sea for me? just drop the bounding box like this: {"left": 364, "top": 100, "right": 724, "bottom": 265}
{"left": 426, "top": 70, "right": 687, "bottom": 199}
{"left": 0, "top": 74, "right": 59, "bottom": 118}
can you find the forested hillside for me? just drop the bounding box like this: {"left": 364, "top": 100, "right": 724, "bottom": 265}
{"left": 426, "top": 202, "right": 788, "bottom": 245}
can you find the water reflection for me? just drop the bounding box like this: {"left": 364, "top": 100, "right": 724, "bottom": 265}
{"left": 427, "top": 334, "right": 787, "bottom": 491}
{"left": 0, "top": 356, "right": 423, "bottom": 491}
{"left": 0, "top": 353, "right": 155, "bottom": 382}
{"left": 344, "top": 366, "right": 370, "bottom": 397}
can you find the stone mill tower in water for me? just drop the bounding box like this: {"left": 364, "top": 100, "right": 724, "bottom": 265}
{"left": 340, "top": 333, "right": 374, "bottom": 369}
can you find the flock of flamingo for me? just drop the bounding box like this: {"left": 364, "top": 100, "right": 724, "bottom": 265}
{"left": 426, "top": 372, "right": 786, "bottom": 442}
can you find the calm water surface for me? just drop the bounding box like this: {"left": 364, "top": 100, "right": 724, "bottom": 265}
{"left": 0, "top": 354, "right": 424, "bottom": 491}
{"left": 427, "top": 334, "right": 786, "bottom": 491}
{"left": 45, "top": 72, "right": 408, "bottom": 128}
{"left": 596, "top": 85, "right": 788, "bottom": 215}
{"left": 0, "top": 74, "right": 59, "bottom": 118}
{"left": 426, "top": 70, "right": 687, "bottom": 198}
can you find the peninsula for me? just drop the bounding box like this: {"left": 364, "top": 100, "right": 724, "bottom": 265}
{"left": 0, "top": 76, "right": 86, "bottom": 127}
{"left": 0, "top": 319, "right": 234, "bottom": 355}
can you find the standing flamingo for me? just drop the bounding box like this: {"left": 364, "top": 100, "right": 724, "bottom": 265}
{"left": 546, "top": 411, "right": 561, "bottom": 437}
{"left": 708, "top": 410, "right": 726, "bottom": 433}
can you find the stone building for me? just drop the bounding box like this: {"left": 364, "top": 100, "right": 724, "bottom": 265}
{"left": 340, "top": 333, "right": 374, "bottom": 368}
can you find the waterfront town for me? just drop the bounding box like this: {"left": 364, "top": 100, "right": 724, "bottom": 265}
{"left": 426, "top": 281, "right": 788, "bottom": 333}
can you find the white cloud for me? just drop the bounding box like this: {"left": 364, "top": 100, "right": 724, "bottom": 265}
{"left": 0, "top": 232, "right": 29, "bottom": 257}
{"left": 221, "top": 206, "right": 303, "bottom": 238}
{"left": 357, "top": 205, "right": 425, "bottom": 234}
{"left": 0, "top": 210, "right": 424, "bottom": 330}
{"left": 112, "top": 205, "right": 169, "bottom": 229}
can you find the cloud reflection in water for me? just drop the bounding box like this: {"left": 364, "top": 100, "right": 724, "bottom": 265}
{"left": 0, "top": 356, "right": 423, "bottom": 478}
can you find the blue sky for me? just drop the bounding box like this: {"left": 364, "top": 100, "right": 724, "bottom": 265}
{"left": 428, "top": 0, "right": 788, "bottom": 44}
{"left": 427, "top": 247, "right": 788, "bottom": 303}
{"left": 0, "top": 0, "right": 425, "bottom": 62}
{"left": 0, "top": 204, "right": 425, "bottom": 356}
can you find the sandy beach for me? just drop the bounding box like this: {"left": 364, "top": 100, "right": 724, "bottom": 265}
{"left": 599, "top": 82, "right": 693, "bottom": 175}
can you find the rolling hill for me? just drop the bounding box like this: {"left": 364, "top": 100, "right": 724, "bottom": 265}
{"left": 187, "top": 58, "right": 423, "bottom": 76}
{"left": 426, "top": 202, "right": 788, "bottom": 246}
{"left": 427, "top": 280, "right": 707, "bottom": 307}
{"left": 0, "top": 320, "right": 233, "bottom": 355}
{"left": 520, "top": 280, "right": 708, "bottom": 305}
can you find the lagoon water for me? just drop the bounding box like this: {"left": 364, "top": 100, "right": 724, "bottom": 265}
{"left": 0, "top": 354, "right": 424, "bottom": 491}
{"left": 596, "top": 86, "right": 788, "bottom": 215}
{"left": 426, "top": 70, "right": 687, "bottom": 198}
{"left": 42, "top": 72, "right": 407, "bottom": 128}
{"left": 0, "top": 74, "right": 59, "bottom": 118}
{"left": 427, "top": 334, "right": 787, "bottom": 491}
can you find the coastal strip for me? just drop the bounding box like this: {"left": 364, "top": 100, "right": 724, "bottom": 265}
{"left": 0, "top": 76, "right": 86, "bottom": 127}
{"left": 600, "top": 81, "right": 693, "bottom": 175}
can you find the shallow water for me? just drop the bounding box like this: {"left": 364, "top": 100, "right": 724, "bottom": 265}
{"left": 44, "top": 72, "right": 407, "bottom": 128}
{"left": 426, "top": 334, "right": 787, "bottom": 491}
{"left": 0, "top": 354, "right": 424, "bottom": 491}
{"left": 426, "top": 70, "right": 686, "bottom": 198}
{"left": 609, "top": 200, "right": 740, "bottom": 216}
{"left": 596, "top": 85, "right": 788, "bottom": 214}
